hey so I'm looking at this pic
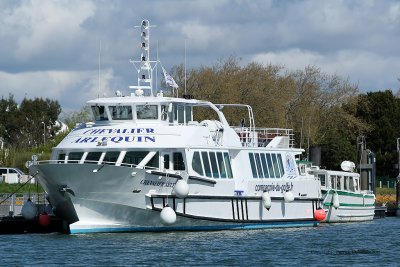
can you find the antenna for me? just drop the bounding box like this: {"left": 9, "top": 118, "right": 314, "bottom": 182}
{"left": 184, "top": 40, "right": 187, "bottom": 95}
{"left": 98, "top": 40, "right": 102, "bottom": 98}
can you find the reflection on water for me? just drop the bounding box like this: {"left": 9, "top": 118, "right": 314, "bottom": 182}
{"left": 0, "top": 218, "right": 399, "bottom": 266}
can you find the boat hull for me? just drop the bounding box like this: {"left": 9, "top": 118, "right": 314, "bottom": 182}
{"left": 321, "top": 190, "right": 375, "bottom": 222}
{"left": 30, "top": 163, "right": 321, "bottom": 234}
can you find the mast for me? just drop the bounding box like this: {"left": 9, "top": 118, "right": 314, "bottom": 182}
{"left": 130, "top": 20, "right": 157, "bottom": 96}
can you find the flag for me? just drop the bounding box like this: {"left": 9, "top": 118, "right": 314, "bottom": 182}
{"left": 162, "top": 66, "right": 179, "bottom": 88}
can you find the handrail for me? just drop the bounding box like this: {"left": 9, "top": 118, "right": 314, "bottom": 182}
{"left": 232, "top": 127, "right": 295, "bottom": 148}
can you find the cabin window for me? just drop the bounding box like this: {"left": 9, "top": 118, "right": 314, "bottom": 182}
{"left": 223, "top": 152, "right": 233, "bottom": 178}
{"left": 331, "top": 175, "right": 336, "bottom": 189}
{"left": 260, "top": 153, "right": 269, "bottom": 178}
{"left": 271, "top": 154, "right": 280, "bottom": 178}
{"left": 354, "top": 178, "right": 359, "bottom": 191}
{"left": 146, "top": 152, "right": 159, "bottom": 169}
{"left": 250, "top": 153, "right": 285, "bottom": 179}
{"left": 277, "top": 154, "right": 285, "bottom": 176}
{"left": 249, "top": 153, "right": 258, "bottom": 178}
{"left": 344, "top": 176, "right": 349, "bottom": 190}
{"left": 58, "top": 153, "right": 66, "bottom": 163}
{"left": 216, "top": 152, "right": 227, "bottom": 178}
{"left": 103, "top": 151, "right": 120, "bottom": 165}
{"left": 349, "top": 178, "right": 355, "bottom": 191}
{"left": 192, "top": 152, "right": 204, "bottom": 176}
{"left": 109, "top": 106, "right": 132, "bottom": 120}
{"left": 255, "top": 153, "right": 264, "bottom": 178}
{"left": 177, "top": 105, "right": 185, "bottom": 124}
{"left": 86, "top": 152, "right": 102, "bottom": 163}
{"left": 137, "top": 105, "right": 158, "bottom": 120}
{"left": 337, "top": 176, "right": 342, "bottom": 190}
{"left": 318, "top": 174, "right": 326, "bottom": 187}
{"left": 298, "top": 164, "right": 306, "bottom": 175}
{"left": 123, "top": 151, "right": 148, "bottom": 165}
{"left": 173, "top": 152, "right": 185, "bottom": 170}
{"left": 91, "top": 106, "right": 108, "bottom": 121}
{"left": 202, "top": 152, "right": 212, "bottom": 177}
{"left": 68, "top": 152, "right": 84, "bottom": 162}
{"left": 209, "top": 152, "right": 219, "bottom": 178}
{"left": 185, "top": 106, "right": 192, "bottom": 122}
{"left": 161, "top": 105, "right": 168, "bottom": 121}
{"left": 265, "top": 154, "right": 274, "bottom": 178}
{"left": 192, "top": 150, "right": 232, "bottom": 178}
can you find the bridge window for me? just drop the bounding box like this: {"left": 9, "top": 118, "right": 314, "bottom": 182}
{"left": 68, "top": 152, "right": 84, "bottom": 162}
{"left": 91, "top": 106, "right": 108, "bottom": 121}
{"left": 123, "top": 151, "right": 148, "bottom": 165}
{"left": 109, "top": 106, "right": 132, "bottom": 120}
{"left": 103, "top": 151, "right": 120, "bottom": 165}
{"left": 137, "top": 105, "right": 158, "bottom": 120}
{"left": 86, "top": 152, "right": 102, "bottom": 163}
{"left": 57, "top": 153, "right": 66, "bottom": 163}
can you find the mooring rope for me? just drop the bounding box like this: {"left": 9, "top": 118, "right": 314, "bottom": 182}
{"left": 0, "top": 171, "right": 38, "bottom": 205}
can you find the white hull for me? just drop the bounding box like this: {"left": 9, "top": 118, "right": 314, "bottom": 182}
{"left": 31, "top": 163, "right": 321, "bottom": 233}
{"left": 321, "top": 190, "right": 375, "bottom": 222}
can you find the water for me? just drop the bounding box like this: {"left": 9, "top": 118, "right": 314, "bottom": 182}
{"left": 1, "top": 217, "right": 399, "bottom": 266}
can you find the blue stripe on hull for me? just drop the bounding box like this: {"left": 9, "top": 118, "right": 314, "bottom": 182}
{"left": 70, "top": 221, "right": 319, "bottom": 234}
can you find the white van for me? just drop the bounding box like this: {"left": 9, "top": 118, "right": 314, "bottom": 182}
{"left": 0, "top": 167, "right": 32, "bottom": 184}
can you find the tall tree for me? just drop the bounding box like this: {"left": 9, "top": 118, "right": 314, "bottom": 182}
{"left": 353, "top": 90, "right": 400, "bottom": 177}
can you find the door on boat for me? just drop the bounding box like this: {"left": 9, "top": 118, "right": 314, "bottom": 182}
{"left": 161, "top": 152, "right": 186, "bottom": 172}
{"left": 161, "top": 152, "right": 172, "bottom": 172}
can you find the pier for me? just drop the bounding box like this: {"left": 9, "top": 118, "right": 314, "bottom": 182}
{"left": 0, "top": 193, "right": 66, "bottom": 234}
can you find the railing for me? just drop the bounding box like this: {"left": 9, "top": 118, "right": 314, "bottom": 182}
{"left": 0, "top": 193, "right": 50, "bottom": 217}
{"left": 232, "top": 127, "right": 295, "bottom": 148}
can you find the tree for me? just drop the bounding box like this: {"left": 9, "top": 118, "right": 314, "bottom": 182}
{"left": 353, "top": 90, "right": 400, "bottom": 177}
{"left": 19, "top": 97, "right": 62, "bottom": 147}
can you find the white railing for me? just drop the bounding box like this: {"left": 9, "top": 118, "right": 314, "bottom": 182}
{"left": 232, "top": 127, "right": 295, "bottom": 148}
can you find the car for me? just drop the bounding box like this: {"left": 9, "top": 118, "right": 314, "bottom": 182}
{"left": 0, "top": 167, "right": 33, "bottom": 184}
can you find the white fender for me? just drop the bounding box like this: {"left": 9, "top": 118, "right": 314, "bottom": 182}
{"left": 333, "top": 192, "right": 340, "bottom": 209}
{"left": 284, "top": 191, "right": 295, "bottom": 202}
{"left": 160, "top": 206, "right": 176, "bottom": 225}
{"left": 261, "top": 191, "right": 272, "bottom": 210}
{"left": 174, "top": 180, "right": 189, "bottom": 198}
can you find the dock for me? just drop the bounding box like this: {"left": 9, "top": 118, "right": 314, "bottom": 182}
{"left": 0, "top": 215, "right": 66, "bottom": 234}
{"left": 0, "top": 192, "right": 67, "bottom": 234}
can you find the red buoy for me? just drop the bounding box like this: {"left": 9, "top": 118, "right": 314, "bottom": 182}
{"left": 314, "top": 208, "right": 326, "bottom": 221}
{"left": 39, "top": 212, "right": 51, "bottom": 227}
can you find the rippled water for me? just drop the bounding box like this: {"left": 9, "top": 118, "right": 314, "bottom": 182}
{"left": 1, "top": 217, "right": 399, "bottom": 266}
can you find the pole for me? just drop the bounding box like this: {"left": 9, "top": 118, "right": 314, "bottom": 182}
{"left": 41, "top": 121, "right": 46, "bottom": 145}
{"left": 396, "top": 138, "right": 400, "bottom": 215}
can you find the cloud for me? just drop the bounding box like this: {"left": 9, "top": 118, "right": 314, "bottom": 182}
{"left": 252, "top": 48, "right": 400, "bottom": 91}
{"left": 0, "top": 69, "right": 116, "bottom": 110}
{"left": 0, "top": 0, "right": 95, "bottom": 71}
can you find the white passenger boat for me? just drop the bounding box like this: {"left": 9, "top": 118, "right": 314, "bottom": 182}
{"left": 30, "top": 20, "right": 335, "bottom": 234}
{"left": 298, "top": 161, "right": 375, "bottom": 222}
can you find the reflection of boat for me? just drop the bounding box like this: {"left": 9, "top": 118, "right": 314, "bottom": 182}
{"left": 298, "top": 161, "right": 375, "bottom": 222}
{"left": 29, "top": 19, "right": 329, "bottom": 234}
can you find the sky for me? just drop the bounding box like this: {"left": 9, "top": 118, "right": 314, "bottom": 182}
{"left": 1, "top": 0, "right": 400, "bottom": 112}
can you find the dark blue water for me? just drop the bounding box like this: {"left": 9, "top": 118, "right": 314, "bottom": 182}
{"left": 1, "top": 217, "right": 399, "bottom": 266}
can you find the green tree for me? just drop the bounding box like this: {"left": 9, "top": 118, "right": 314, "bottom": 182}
{"left": 353, "top": 90, "right": 400, "bottom": 177}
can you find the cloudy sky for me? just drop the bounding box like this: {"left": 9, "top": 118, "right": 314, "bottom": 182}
{"left": 1, "top": 0, "right": 400, "bottom": 112}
